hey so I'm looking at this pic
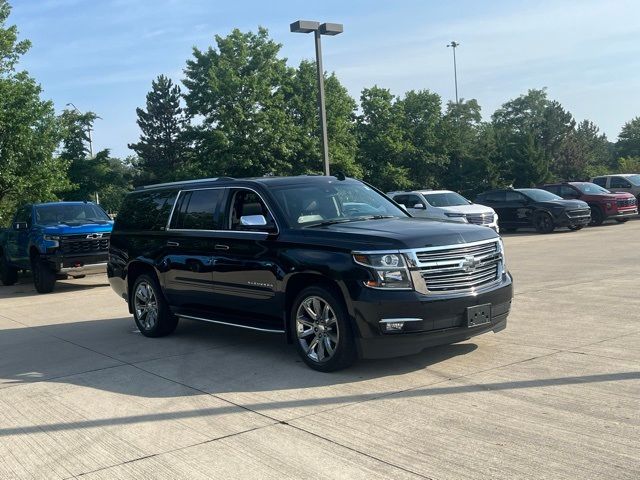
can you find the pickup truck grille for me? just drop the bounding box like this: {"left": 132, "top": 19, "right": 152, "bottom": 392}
{"left": 617, "top": 198, "right": 637, "bottom": 207}
{"left": 566, "top": 208, "right": 591, "bottom": 218}
{"left": 465, "top": 213, "right": 494, "bottom": 225}
{"left": 59, "top": 233, "right": 110, "bottom": 255}
{"left": 413, "top": 240, "right": 502, "bottom": 293}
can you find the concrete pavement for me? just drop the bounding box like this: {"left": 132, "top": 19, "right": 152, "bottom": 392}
{"left": 0, "top": 220, "right": 638, "bottom": 479}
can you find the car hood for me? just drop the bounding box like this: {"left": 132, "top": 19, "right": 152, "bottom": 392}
{"left": 536, "top": 199, "right": 589, "bottom": 209}
{"left": 440, "top": 204, "right": 496, "bottom": 215}
{"left": 40, "top": 222, "right": 114, "bottom": 236}
{"left": 295, "top": 217, "right": 499, "bottom": 251}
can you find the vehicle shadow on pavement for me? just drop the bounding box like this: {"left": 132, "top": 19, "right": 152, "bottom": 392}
{"left": 0, "top": 274, "right": 108, "bottom": 298}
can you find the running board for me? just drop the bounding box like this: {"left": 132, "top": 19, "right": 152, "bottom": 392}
{"left": 178, "top": 314, "right": 285, "bottom": 334}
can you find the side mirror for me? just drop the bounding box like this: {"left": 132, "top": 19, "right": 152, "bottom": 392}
{"left": 13, "top": 221, "right": 28, "bottom": 231}
{"left": 240, "top": 214, "right": 268, "bottom": 228}
{"left": 412, "top": 203, "right": 426, "bottom": 210}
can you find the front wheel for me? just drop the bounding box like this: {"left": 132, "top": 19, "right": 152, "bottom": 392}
{"left": 291, "top": 286, "right": 357, "bottom": 372}
{"left": 32, "top": 258, "right": 56, "bottom": 293}
{"left": 0, "top": 256, "right": 18, "bottom": 286}
{"left": 589, "top": 207, "right": 604, "bottom": 226}
{"left": 534, "top": 212, "right": 555, "bottom": 234}
{"left": 132, "top": 274, "right": 178, "bottom": 337}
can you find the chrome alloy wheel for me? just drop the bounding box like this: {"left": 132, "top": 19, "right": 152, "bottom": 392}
{"left": 134, "top": 281, "right": 158, "bottom": 331}
{"left": 296, "top": 296, "right": 339, "bottom": 363}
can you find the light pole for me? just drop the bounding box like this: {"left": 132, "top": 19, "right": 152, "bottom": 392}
{"left": 446, "top": 41, "right": 460, "bottom": 104}
{"left": 66, "top": 103, "right": 95, "bottom": 158}
{"left": 290, "top": 20, "right": 343, "bottom": 176}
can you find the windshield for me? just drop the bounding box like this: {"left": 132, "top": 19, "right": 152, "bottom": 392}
{"left": 627, "top": 174, "right": 640, "bottom": 185}
{"left": 518, "top": 189, "right": 562, "bottom": 202}
{"left": 34, "top": 203, "right": 111, "bottom": 225}
{"left": 423, "top": 191, "right": 470, "bottom": 207}
{"left": 573, "top": 182, "right": 610, "bottom": 195}
{"left": 270, "top": 179, "right": 408, "bottom": 228}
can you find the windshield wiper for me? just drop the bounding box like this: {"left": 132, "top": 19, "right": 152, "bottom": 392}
{"left": 307, "top": 215, "right": 395, "bottom": 228}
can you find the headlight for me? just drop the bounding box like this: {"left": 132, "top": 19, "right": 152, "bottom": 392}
{"left": 445, "top": 212, "right": 466, "bottom": 219}
{"left": 43, "top": 235, "right": 60, "bottom": 241}
{"left": 353, "top": 252, "right": 413, "bottom": 289}
{"left": 497, "top": 238, "right": 507, "bottom": 275}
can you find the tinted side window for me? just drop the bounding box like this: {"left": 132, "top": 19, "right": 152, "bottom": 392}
{"left": 610, "top": 177, "right": 631, "bottom": 188}
{"left": 15, "top": 205, "right": 32, "bottom": 225}
{"left": 116, "top": 190, "right": 177, "bottom": 232}
{"left": 392, "top": 195, "right": 408, "bottom": 205}
{"left": 592, "top": 177, "right": 607, "bottom": 187}
{"left": 560, "top": 185, "right": 578, "bottom": 197}
{"left": 228, "top": 189, "right": 276, "bottom": 231}
{"left": 505, "top": 191, "right": 526, "bottom": 202}
{"left": 170, "top": 189, "right": 223, "bottom": 230}
{"left": 482, "top": 191, "right": 506, "bottom": 203}
{"left": 404, "top": 195, "right": 423, "bottom": 207}
{"left": 544, "top": 185, "right": 560, "bottom": 195}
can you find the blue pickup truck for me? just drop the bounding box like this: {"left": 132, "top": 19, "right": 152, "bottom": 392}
{"left": 0, "top": 202, "right": 113, "bottom": 293}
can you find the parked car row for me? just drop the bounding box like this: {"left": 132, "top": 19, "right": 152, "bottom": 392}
{"left": 0, "top": 172, "right": 637, "bottom": 371}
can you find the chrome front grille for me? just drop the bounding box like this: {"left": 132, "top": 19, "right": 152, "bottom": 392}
{"left": 566, "top": 208, "right": 591, "bottom": 218}
{"left": 410, "top": 240, "right": 502, "bottom": 294}
{"left": 465, "top": 213, "right": 493, "bottom": 225}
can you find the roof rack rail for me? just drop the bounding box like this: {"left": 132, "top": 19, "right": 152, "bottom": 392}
{"left": 135, "top": 177, "right": 236, "bottom": 191}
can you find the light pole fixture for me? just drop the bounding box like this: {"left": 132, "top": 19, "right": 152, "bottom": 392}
{"left": 290, "top": 20, "right": 343, "bottom": 176}
{"left": 66, "top": 102, "right": 95, "bottom": 158}
{"left": 446, "top": 41, "right": 460, "bottom": 104}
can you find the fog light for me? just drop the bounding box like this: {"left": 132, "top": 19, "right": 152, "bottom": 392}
{"left": 384, "top": 321, "right": 405, "bottom": 332}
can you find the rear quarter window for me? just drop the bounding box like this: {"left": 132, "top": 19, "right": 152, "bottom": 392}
{"left": 114, "top": 190, "right": 177, "bottom": 232}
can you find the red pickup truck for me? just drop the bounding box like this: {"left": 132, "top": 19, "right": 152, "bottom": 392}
{"left": 541, "top": 182, "right": 638, "bottom": 225}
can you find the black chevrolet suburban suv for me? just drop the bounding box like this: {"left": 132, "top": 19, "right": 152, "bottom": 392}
{"left": 108, "top": 176, "right": 513, "bottom": 371}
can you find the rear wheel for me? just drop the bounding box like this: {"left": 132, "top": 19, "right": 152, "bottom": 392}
{"left": 534, "top": 212, "right": 555, "bottom": 234}
{"left": 589, "top": 207, "right": 604, "bottom": 226}
{"left": 291, "top": 286, "right": 357, "bottom": 372}
{"left": 32, "top": 258, "right": 56, "bottom": 293}
{"left": 132, "top": 274, "right": 178, "bottom": 337}
{"left": 0, "top": 255, "right": 18, "bottom": 286}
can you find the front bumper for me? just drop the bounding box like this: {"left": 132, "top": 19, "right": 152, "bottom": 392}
{"left": 609, "top": 208, "right": 638, "bottom": 219}
{"left": 44, "top": 252, "right": 109, "bottom": 276}
{"left": 556, "top": 213, "right": 591, "bottom": 227}
{"left": 349, "top": 273, "right": 513, "bottom": 359}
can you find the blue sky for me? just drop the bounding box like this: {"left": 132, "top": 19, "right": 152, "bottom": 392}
{"left": 9, "top": 0, "right": 640, "bottom": 158}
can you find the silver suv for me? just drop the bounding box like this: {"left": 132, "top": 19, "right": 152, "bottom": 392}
{"left": 387, "top": 189, "right": 499, "bottom": 232}
{"left": 591, "top": 174, "right": 640, "bottom": 200}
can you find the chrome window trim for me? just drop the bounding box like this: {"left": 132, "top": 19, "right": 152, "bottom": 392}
{"left": 165, "top": 186, "right": 280, "bottom": 235}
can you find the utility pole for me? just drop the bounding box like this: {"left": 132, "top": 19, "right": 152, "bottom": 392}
{"left": 66, "top": 103, "right": 99, "bottom": 204}
{"left": 447, "top": 41, "right": 460, "bottom": 104}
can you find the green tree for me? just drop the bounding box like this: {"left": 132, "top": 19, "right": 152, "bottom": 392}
{"left": 616, "top": 117, "right": 640, "bottom": 159}
{"left": 0, "top": 0, "right": 70, "bottom": 224}
{"left": 440, "top": 99, "right": 501, "bottom": 196}
{"left": 183, "top": 28, "right": 296, "bottom": 177}
{"left": 492, "top": 89, "right": 574, "bottom": 186}
{"left": 128, "top": 75, "right": 189, "bottom": 184}
{"left": 283, "top": 60, "right": 360, "bottom": 176}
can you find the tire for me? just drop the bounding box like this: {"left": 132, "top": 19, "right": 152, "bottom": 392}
{"left": 32, "top": 257, "right": 56, "bottom": 293}
{"left": 0, "top": 255, "right": 18, "bottom": 286}
{"left": 291, "top": 285, "right": 357, "bottom": 372}
{"left": 568, "top": 225, "right": 584, "bottom": 231}
{"left": 534, "top": 212, "right": 555, "bottom": 234}
{"left": 132, "top": 273, "right": 178, "bottom": 337}
{"left": 589, "top": 207, "right": 604, "bottom": 226}
{"left": 615, "top": 218, "right": 629, "bottom": 223}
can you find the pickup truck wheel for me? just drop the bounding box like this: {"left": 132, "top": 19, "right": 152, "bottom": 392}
{"left": 291, "top": 286, "right": 357, "bottom": 372}
{"left": 534, "top": 212, "right": 555, "bottom": 234}
{"left": 0, "top": 256, "right": 18, "bottom": 286}
{"left": 589, "top": 207, "right": 604, "bottom": 226}
{"left": 132, "top": 274, "right": 178, "bottom": 337}
{"left": 31, "top": 258, "right": 56, "bottom": 293}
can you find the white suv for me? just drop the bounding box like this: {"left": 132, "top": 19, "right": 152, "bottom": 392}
{"left": 387, "top": 189, "right": 499, "bottom": 232}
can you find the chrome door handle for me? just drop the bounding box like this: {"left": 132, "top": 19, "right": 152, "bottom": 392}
{"left": 214, "top": 244, "right": 229, "bottom": 250}
{"left": 166, "top": 241, "right": 180, "bottom": 247}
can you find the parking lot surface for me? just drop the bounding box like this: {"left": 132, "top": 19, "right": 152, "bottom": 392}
{"left": 0, "top": 221, "right": 638, "bottom": 479}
